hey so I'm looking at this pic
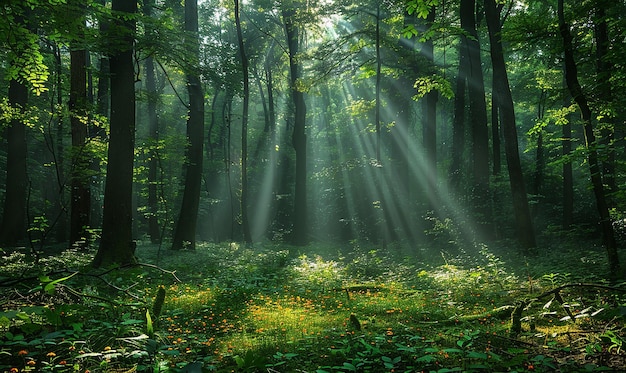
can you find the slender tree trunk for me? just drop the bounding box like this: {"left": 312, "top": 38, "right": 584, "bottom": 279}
{"left": 92, "top": 0, "right": 109, "bottom": 230}
{"left": 562, "top": 66, "right": 573, "bottom": 229}
{"left": 93, "top": 0, "right": 137, "bottom": 267}
{"left": 143, "top": 0, "right": 161, "bottom": 244}
{"left": 594, "top": 3, "right": 616, "bottom": 202}
{"left": 422, "top": 7, "right": 438, "bottom": 193}
{"left": 282, "top": 4, "right": 308, "bottom": 246}
{"left": 69, "top": 45, "right": 91, "bottom": 246}
{"left": 558, "top": 0, "right": 619, "bottom": 277}
{"left": 265, "top": 42, "right": 277, "bottom": 135}
{"left": 449, "top": 31, "right": 467, "bottom": 189}
{"left": 0, "top": 78, "right": 29, "bottom": 246}
{"left": 484, "top": 0, "right": 535, "bottom": 249}
{"left": 53, "top": 43, "right": 68, "bottom": 243}
{"left": 145, "top": 55, "right": 161, "bottom": 244}
{"left": 532, "top": 90, "right": 547, "bottom": 218}
{"left": 235, "top": 0, "right": 251, "bottom": 243}
{"left": 491, "top": 94, "right": 501, "bottom": 175}
{"left": 172, "top": 0, "right": 205, "bottom": 250}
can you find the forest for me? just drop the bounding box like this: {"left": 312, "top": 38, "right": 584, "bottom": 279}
{"left": 1, "top": 0, "right": 626, "bottom": 372}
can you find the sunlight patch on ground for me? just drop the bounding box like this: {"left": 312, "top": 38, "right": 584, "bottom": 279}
{"left": 163, "top": 285, "right": 216, "bottom": 313}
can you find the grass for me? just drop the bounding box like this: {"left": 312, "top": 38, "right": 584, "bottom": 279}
{"left": 0, "top": 239, "right": 625, "bottom": 372}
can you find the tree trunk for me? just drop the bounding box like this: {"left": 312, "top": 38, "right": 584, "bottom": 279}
{"left": 491, "top": 94, "right": 501, "bottom": 175}
{"left": 531, "top": 90, "right": 547, "bottom": 218}
{"left": 93, "top": 0, "right": 137, "bottom": 267}
{"left": 0, "top": 78, "right": 29, "bottom": 246}
{"left": 283, "top": 4, "right": 308, "bottom": 246}
{"left": 449, "top": 29, "right": 467, "bottom": 189}
{"left": 92, "top": 0, "right": 109, "bottom": 231}
{"left": 594, "top": 3, "right": 616, "bottom": 202}
{"left": 69, "top": 45, "right": 91, "bottom": 246}
{"left": 143, "top": 0, "right": 161, "bottom": 244}
{"left": 562, "top": 66, "right": 573, "bottom": 229}
{"left": 53, "top": 43, "right": 68, "bottom": 243}
{"left": 235, "top": 0, "right": 251, "bottom": 243}
{"left": 69, "top": 2, "right": 91, "bottom": 245}
{"left": 422, "top": 6, "right": 438, "bottom": 217}
{"left": 484, "top": 0, "right": 536, "bottom": 249}
{"left": 465, "top": 0, "right": 492, "bottom": 237}
{"left": 557, "top": 0, "right": 619, "bottom": 277}
{"left": 171, "top": 0, "right": 205, "bottom": 250}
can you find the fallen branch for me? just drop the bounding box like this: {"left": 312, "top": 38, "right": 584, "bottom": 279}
{"left": 533, "top": 283, "right": 626, "bottom": 300}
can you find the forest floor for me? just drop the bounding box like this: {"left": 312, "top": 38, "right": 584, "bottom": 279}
{"left": 1, "top": 237, "right": 625, "bottom": 372}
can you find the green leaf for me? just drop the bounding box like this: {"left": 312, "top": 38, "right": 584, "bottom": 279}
{"left": 146, "top": 309, "right": 153, "bottom": 336}
{"left": 43, "top": 272, "right": 78, "bottom": 295}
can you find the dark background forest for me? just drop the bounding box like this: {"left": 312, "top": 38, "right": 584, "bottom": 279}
{"left": 1, "top": 0, "right": 625, "bottom": 271}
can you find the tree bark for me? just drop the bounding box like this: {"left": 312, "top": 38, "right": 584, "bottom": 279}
{"left": 484, "top": 0, "right": 535, "bottom": 249}
{"left": 235, "top": 0, "right": 252, "bottom": 243}
{"left": 557, "top": 0, "right": 619, "bottom": 276}
{"left": 69, "top": 45, "right": 91, "bottom": 246}
{"left": 422, "top": 7, "right": 437, "bottom": 186}
{"left": 0, "top": 78, "right": 29, "bottom": 246}
{"left": 594, "top": 3, "right": 616, "bottom": 202}
{"left": 562, "top": 65, "right": 573, "bottom": 229}
{"left": 283, "top": 4, "right": 308, "bottom": 246}
{"left": 465, "top": 0, "right": 492, "bottom": 237}
{"left": 171, "top": 0, "right": 205, "bottom": 250}
{"left": 449, "top": 29, "right": 466, "bottom": 189}
{"left": 92, "top": 0, "right": 109, "bottom": 231}
{"left": 143, "top": 0, "right": 161, "bottom": 244}
{"left": 93, "top": 0, "right": 137, "bottom": 267}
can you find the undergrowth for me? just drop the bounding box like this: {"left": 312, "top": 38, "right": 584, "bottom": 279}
{"left": 0, "top": 240, "right": 624, "bottom": 372}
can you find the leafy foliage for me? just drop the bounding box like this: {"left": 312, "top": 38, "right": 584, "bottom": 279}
{"left": 1, "top": 240, "right": 624, "bottom": 372}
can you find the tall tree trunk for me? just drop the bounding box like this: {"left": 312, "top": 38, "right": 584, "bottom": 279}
{"left": 557, "top": 0, "right": 619, "bottom": 276}
{"left": 69, "top": 45, "right": 91, "bottom": 246}
{"left": 562, "top": 66, "right": 573, "bottom": 229}
{"left": 0, "top": 78, "right": 29, "bottom": 246}
{"left": 491, "top": 94, "right": 501, "bottom": 175}
{"left": 235, "top": 0, "right": 251, "bottom": 243}
{"left": 449, "top": 30, "right": 467, "bottom": 189}
{"left": 531, "top": 90, "right": 547, "bottom": 218}
{"left": 93, "top": 0, "right": 137, "bottom": 267}
{"left": 171, "top": 0, "right": 205, "bottom": 250}
{"left": 484, "top": 0, "right": 535, "bottom": 249}
{"left": 265, "top": 42, "right": 277, "bottom": 135}
{"left": 143, "top": 0, "right": 161, "bottom": 244}
{"left": 465, "top": 0, "right": 492, "bottom": 237}
{"left": 594, "top": 3, "right": 616, "bottom": 202}
{"left": 53, "top": 43, "right": 68, "bottom": 243}
{"left": 92, "top": 0, "right": 109, "bottom": 230}
{"left": 422, "top": 7, "right": 438, "bottom": 196}
{"left": 282, "top": 4, "right": 308, "bottom": 246}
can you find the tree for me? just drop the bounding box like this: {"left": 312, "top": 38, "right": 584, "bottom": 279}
{"left": 0, "top": 7, "right": 33, "bottom": 246}
{"left": 282, "top": 1, "right": 308, "bottom": 246}
{"left": 484, "top": 0, "right": 535, "bottom": 249}
{"left": 143, "top": 0, "right": 162, "bottom": 244}
{"left": 594, "top": 1, "right": 616, "bottom": 202}
{"left": 464, "top": 0, "right": 491, "bottom": 235}
{"left": 172, "top": 0, "right": 205, "bottom": 251}
{"left": 421, "top": 5, "right": 438, "bottom": 199}
{"left": 234, "top": 0, "right": 252, "bottom": 243}
{"left": 93, "top": 0, "right": 138, "bottom": 267}
{"left": 0, "top": 79, "right": 29, "bottom": 246}
{"left": 69, "top": 2, "right": 91, "bottom": 246}
{"left": 557, "top": 0, "right": 619, "bottom": 276}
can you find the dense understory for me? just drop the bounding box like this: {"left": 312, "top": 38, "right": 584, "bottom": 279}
{"left": 1, "top": 236, "right": 625, "bottom": 372}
